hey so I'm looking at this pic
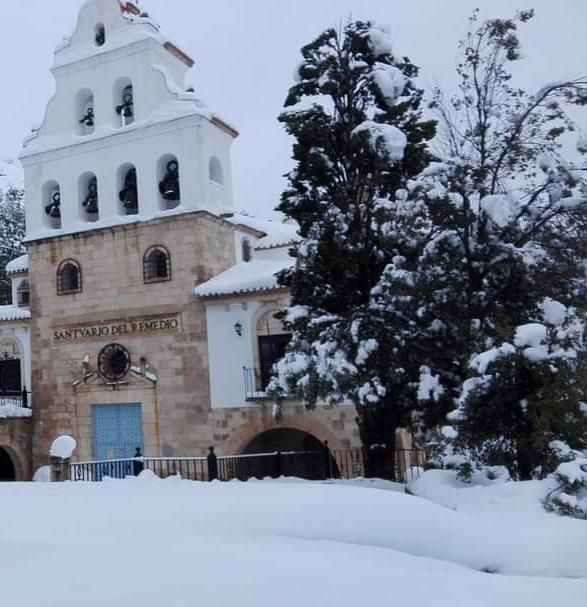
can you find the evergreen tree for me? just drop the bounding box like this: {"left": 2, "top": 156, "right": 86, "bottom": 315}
{"left": 0, "top": 185, "right": 26, "bottom": 304}
{"left": 408, "top": 11, "right": 587, "bottom": 479}
{"left": 270, "top": 21, "right": 436, "bottom": 478}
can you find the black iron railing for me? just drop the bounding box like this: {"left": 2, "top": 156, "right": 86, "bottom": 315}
{"left": 0, "top": 389, "right": 30, "bottom": 409}
{"left": 69, "top": 448, "right": 425, "bottom": 483}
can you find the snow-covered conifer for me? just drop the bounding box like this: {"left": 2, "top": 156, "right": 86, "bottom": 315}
{"left": 271, "top": 21, "right": 436, "bottom": 477}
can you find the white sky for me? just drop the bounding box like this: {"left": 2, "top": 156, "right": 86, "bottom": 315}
{"left": 0, "top": 0, "right": 585, "bottom": 217}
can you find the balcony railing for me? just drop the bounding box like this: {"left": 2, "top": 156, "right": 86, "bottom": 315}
{"left": 0, "top": 389, "right": 30, "bottom": 409}
{"left": 243, "top": 367, "right": 269, "bottom": 401}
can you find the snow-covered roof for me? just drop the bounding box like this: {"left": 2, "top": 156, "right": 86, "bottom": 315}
{"left": 195, "top": 258, "right": 293, "bottom": 298}
{"left": 0, "top": 306, "right": 30, "bottom": 323}
{"left": 6, "top": 255, "right": 29, "bottom": 275}
{"left": 229, "top": 214, "right": 300, "bottom": 250}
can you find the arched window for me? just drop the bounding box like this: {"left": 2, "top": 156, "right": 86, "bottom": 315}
{"left": 118, "top": 165, "right": 139, "bottom": 215}
{"left": 143, "top": 246, "right": 171, "bottom": 284}
{"left": 16, "top": 281, "right": 30, "bottom": 308}
{"left": 114, "top": 78, "right": 135, "bottom": 127}
{"left": 42, "top": 181, "right": 61, "bottom": 230}
{"left": 76, "top": 89, "right": 95, "bottom": 135}
{"left": 95, "top": 23, "right": 106, "bottom": 46}
{"left": 209, "top": 156, "right": 224, "bottom": 185}
{"left": 242, "top": 239, "right": 252, "bottom": 262}
{"left": 79, "top": 173, "right": 99, "bottom": 222}
{"left": 56, "top": 260, "right": 82, "bottom": 296}
{"left": 157, "top": 155, "right": 181, "bottom": 210}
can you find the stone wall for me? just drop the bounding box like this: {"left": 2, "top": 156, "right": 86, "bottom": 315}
{"left": 28, "top": 211, "right": 236, "bottom": 468}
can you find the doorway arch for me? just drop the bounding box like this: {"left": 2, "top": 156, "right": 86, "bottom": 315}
{"left": 243, "top": 427, "right": 325, "bottom": 454}
{"left": 242, "top": 428, "right": 339, "bottom": 480}
{"left": 0, "top": 447, "right": 16, "bottom": 481}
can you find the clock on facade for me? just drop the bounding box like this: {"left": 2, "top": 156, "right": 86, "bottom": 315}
{"left": 97, "top": 344, "right": 131, "bottom": 382}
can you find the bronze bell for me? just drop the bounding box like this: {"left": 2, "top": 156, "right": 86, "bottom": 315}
{"left": 45, "top": 191, "right": 61, "bottom": 218}
{"left": 116, "top": 92, "right": 134, "bottom": 119}
{"left": 79, "top": 107, "right": 94, "bottom": 127}
{"left": 82, "top": 177, "right": 99, "bottom": 214}
{"left": 119, "top": 169, "right": 138, "bottom": 211}
{"left": 159, "top": 160, "right": 180, "bottom": 201}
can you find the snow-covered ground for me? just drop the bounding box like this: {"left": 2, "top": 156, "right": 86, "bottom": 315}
{"left": 1, "top": 475, "right": 585, "bottom": 606}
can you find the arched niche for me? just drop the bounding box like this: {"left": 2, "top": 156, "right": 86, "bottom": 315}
{"left": 42, "top": 180, "right": 61, "bottom": 230}
{"left": 117, "top": 163, "right": 139, "bottom": 216}
{"left": 78, "top": 172, "right": 99, "bottom": 222}
{"left": 113, "top": 77, "right": 135, "bottom": 127}
{"left": 157, "top": 154, "right": 181, "bottom": 211}
{"left": 95, "top": 23, "right": 106, "bottom": 47}
{"left": 75, "top": 88, "right": 95, "bottom": 135}
{"left": 209, "top": 156, "right": 224, "bottom": 185}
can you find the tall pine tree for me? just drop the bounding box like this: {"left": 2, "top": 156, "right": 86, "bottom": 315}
{"left": 270, "top": 21, "right": 435, "bottom": 478}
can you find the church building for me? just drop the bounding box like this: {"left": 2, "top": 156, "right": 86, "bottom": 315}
{"left": 0, "top": 0, "right": 360, "bottom": 479}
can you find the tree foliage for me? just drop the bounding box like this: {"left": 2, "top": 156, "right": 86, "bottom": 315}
{"left": 271, "top": 21, "right": 436, "bottom": 477}
{"left": 0, "top": 185, "right": 26, "bottom": 304}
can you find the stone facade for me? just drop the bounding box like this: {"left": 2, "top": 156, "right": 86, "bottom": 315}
{"left": 29, "top": 211, "right": 237, "bottom": 468}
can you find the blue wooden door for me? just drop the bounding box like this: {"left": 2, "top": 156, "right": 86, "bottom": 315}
{"left": 92, "top": 403, "right": 143, "bottom": 461}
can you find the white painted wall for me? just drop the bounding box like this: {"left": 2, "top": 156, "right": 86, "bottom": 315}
{"left": 20, "top": 0, "right": 236, "bottom": 241}
{"left": 205, "top": 300, "right": 262, "bottom": 409}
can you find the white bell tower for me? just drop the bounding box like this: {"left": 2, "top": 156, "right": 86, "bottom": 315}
{"left": 20, "top": 0, "right": 237, "bottom": 241}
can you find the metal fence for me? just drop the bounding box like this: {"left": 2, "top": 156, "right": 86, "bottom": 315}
{"left": 0, "top": 389, "right": 30, "bottom": 409}
{"left": 69, "top": 448, "right": 425, "bottom": 483}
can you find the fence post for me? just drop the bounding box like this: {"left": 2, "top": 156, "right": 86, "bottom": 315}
{"left": 50, "top": 456, "right": 71, "bottom": 482}
{"left": 207, "top": 446, "right": 218, "bottom": 481}
{"left": 133, "top": 447, "right": 144, "bottom": 477}
{"left": 274, "top": 451, "right": 282, "bottom": 478}
{"left": 323, "top": 441, "right": 333, "bottom": 480}
{"left": 22, "top": 387, "right": 29, "bottom": 409}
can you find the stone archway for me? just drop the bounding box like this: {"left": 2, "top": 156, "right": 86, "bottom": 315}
{"left": 0, "top": 447, "right": 17, "bottom": 481}
{"left": 243, "top": 427, "right": 326, "bottom": 454}
{"left": 222, "top": 413, "right": 345, "bottom": 456}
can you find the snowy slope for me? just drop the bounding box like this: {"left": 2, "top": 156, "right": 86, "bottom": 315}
{"left": 0, "top": 479, "right": 584, "bottom": 606}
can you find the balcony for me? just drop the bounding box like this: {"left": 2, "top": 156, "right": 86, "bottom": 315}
{"left": 243, "top": 367, "right": 269, "bottom": 401}
{"left": 0, "top": 389, "right": 32, "bottom": 417}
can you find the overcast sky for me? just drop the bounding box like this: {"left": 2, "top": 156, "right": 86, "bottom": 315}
{"left": 0, "top": 0, "right": 585, "bottom": 217}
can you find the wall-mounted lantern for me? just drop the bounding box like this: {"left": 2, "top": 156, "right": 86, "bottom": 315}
{"left": 234, "top": 322, "right": 243, "bottom": 337}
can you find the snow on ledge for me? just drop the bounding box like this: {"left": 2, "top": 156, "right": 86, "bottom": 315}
{"left": 229, "top": 214, "right": 300, "bottom": 249}
{"left": 196, "top": 259, "right": 293, "bottom": 298}
{"left": 6, "top": 254, "right": 28, "bottom": 275}
{"left": 0, "top": 403, "right": 32, "bottom": 419}
{"left": 0, "top": 306, "right": 30, "bottom": 322}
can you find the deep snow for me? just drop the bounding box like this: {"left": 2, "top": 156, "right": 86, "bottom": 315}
{"left": 1, "top": 476, "right": 585, "bottom": 606}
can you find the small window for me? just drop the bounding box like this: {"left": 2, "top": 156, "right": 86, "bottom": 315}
{"left": 143, "top": 246, "right": 171, "bottom": 284}
{"left": 57, "top": 260, "right": 82, "bottom": 296}
{"left": 242, "top": 239, "right": 252, "bottom": 262}
{"left": 95, "top": 24, "right": 106, "bottom": 47}
{"left": 209, "top": 156, "right": 224, "bottom": 185}
{"left": 17, "top": 281, "right": 30, "bottom": 308}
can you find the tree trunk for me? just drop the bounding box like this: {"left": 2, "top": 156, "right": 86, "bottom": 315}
{"left": 356, "top": 402, "right": 399, "bottom": 480}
